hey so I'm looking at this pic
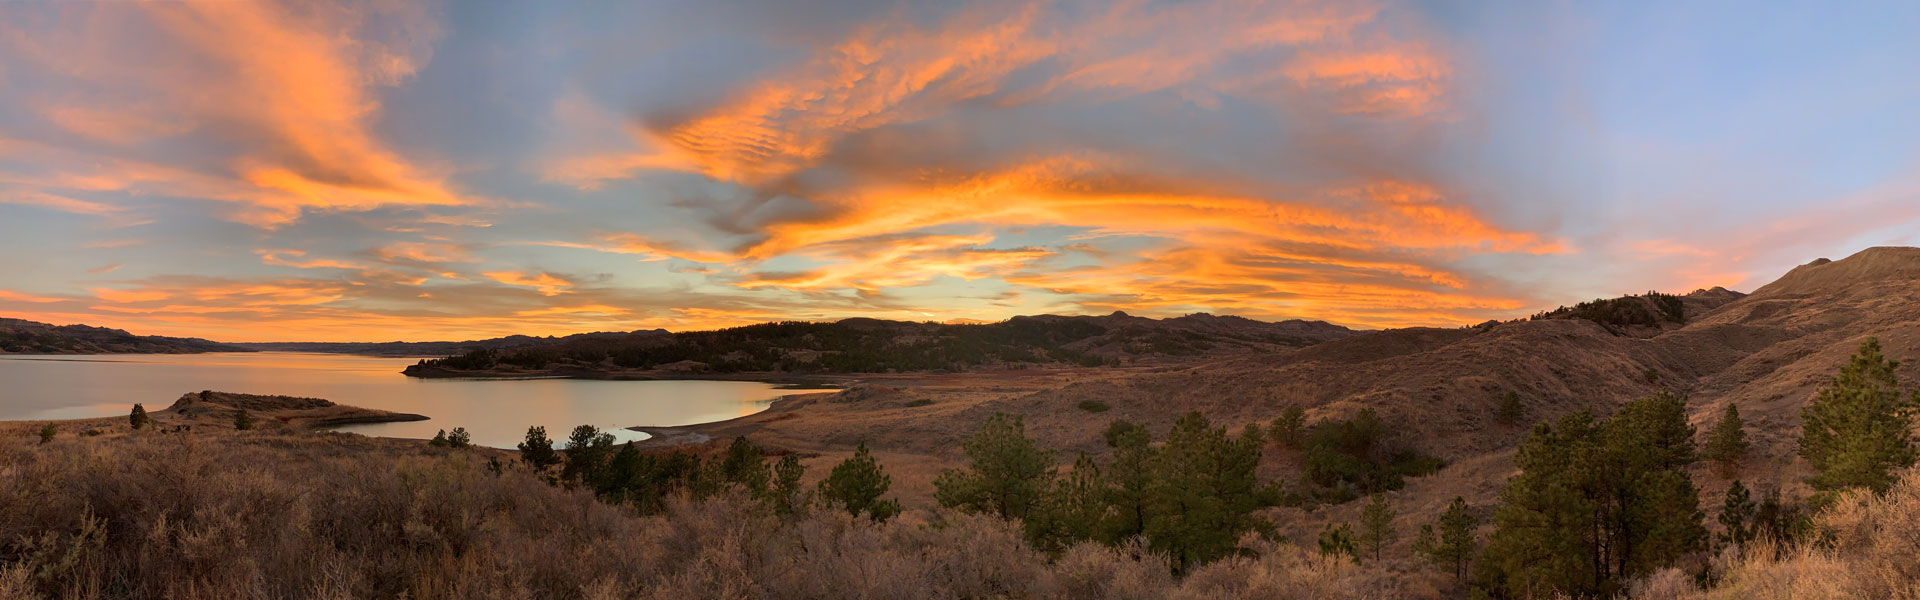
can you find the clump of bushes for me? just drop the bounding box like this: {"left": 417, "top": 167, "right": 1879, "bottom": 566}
{"left": 1077, "top": 399, "right": 1111, "bottom": 413}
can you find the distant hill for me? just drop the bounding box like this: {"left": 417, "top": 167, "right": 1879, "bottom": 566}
{"left": 0, "top": 318, "right": 249, "bottom": 354}
{"left": 404, "top": 312, "right": 1354, "bottom": 377}
{"left": 236, "top": 330, "right": 664, "bottom": 357}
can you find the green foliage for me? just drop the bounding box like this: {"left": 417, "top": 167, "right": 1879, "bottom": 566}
{"left": 768, "top": 454, "right": 809, "bottom": 516}
{"left": 1294, "top": 409, "right": 1446, "bottom": 503}
{"left": 561, "top": 425, "right": 618, "bottom": 487}
{"left": 1529, "top": 291, "right": 1685, "bottom": 332}
{"left": 128, "top": 404, "right": 149, "bottom": 430}
{"left": 37, "top": 424, "right": 56, "bottom": 444}
{"left": 1076, "top": 400, "right": 1111, "bottom": 413}
{"left": 1318, "top": 522, "right": 1358, "bottom": 564}
{"left": 1751, "top": 487, "right": 1810, "bottom": 545}
{"left": 935, "top": 414, "right": 1055, "bottom": 520}
{"left": 428, "top": 430, "right": 450, "bottom": 447}
{"left": 447, "top": 427, "right": 471, "bottom": 449}
{"left": 1024, "top": 453, "right": 1109, "bottom": 552}
{"left": 1479, "top": 391, "right": 1706, "bottom": 598}
{"left": 1432, "top": 497, "right": 1477, "bottom": 583}
{"left": 1100, "top": 419, "right": 1156, "bottom": 542}
{"left": 719, "top": 436, "right": 771, "bottom": 494}
{"left": 1358, "top": 495, "right": 1394, "bottom": 561}
{"left": 819, "top": 442, "right": 900, "bottom": 522}
{"left": 1704, "top": 402, "right": 1749, "bottom": 475}
{"left": 1719, "top": 480, "right": 1756, "bottom": 548}
{"left": 232, "top": 409, "right": 254, "bottom": 431}
{"left": 1144, "top": 415, "right": 1274, "bottom": 571}
{"left": 1269, "top": 405, "right": 1306, "bottom": 448}
{"left": 1495, "top": 391, "right": 1524, "bottom": 426}
{"left": 1799, "top": 337, "right": 1918, "bottom": 506}
{"left": 516, "top": 426, "right": 561, "bottom": 472}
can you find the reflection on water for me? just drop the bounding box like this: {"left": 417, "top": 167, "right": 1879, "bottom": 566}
{"left": 0, "top": 353, "right": 785, "bottom": 448}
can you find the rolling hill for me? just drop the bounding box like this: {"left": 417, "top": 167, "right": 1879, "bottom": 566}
{"left": 0, "top": 318, "right": 250, "bottom": 354}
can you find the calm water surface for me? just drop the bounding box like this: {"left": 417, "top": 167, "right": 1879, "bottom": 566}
{"left": 0, "top": 352, "right": 785, "bottom": 447}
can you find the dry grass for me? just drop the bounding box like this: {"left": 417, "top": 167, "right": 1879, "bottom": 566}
{"left": 1629, "top": 468, "right": 1920, "bottom": 600}
{"left": 0, "top": 430, "right": 1408, "bottom": 600}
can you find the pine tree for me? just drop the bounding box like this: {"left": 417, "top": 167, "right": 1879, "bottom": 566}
{"left": 232, "top": 409, "right": 254, "bottom": 431}
{"left": 1318, "top": 522, "right": 1358, "bottom": 564}
{"left": 517, "top": 426, "right": 561, "bottom": 472}
{"left": 934, "top": 413, "right": 1055, "bottom": 520}
{"left": 562, "top": 425, "right": 617, "bottom": 487}
{"left": 719, "top": 436, "right": 770, "bottom": 494}
{"left": 818, "top": 442, "right": 900, "bottom": 522}
{"left": 1026, "top": 453, "right": 1109, "bottom": 551}
{"left": 129, "top": 404, "right": 150, "bottom": 430}
{"left": 429, "top": 429, "right": 451, "bottom": 447}
{"left": 1100, "top": 419, "right": 1157, "bottom": 543}
{"left": 1479, "top": 391, "right": 1706, "bottom": 598}
{"left": 1270, "top": 405, "right": 1306, "bottom": 448}
{"left": 1800, "top": 337, "right": 1918, "bottom": 505}
{"left": 769, "top": 454, "right": 809, "bottom": 516}
{"left": 1143, "top": 413, "right": 1273, "bottom": 571}
{"left": 1358, "top": 495, "right": 1394, "bottom": 561}
{"left": 38, "top": 424, "right": 57, "bottom": 444}
{"left": 447, "top": 427, "right": 471, "bottom": 449}
{"left": 1496, "top": 391, "right": 1525, "bottom": 425}
{"left": 1703, "top": 402, "right": 1749, "bottom": 476}
{"left": 1433, "top": 497, "right": 1476, "bottom": 583}
{"left": 1718, "top": 480, "right": 1756, "bottom": 548}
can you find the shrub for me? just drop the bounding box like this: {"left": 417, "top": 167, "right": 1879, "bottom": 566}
{"left": 232, "top": 408, "right": 254, "bottom": 431}
{"left": 128, "top": 404, "right": 150, "bottom": 429}
{"left": 1077, "top": 400, "right": 1111, "bottom": 413}
{"left": 37, "top": 424, "right": 56, "bottom": 444}
{"left": 446, "top": 427, "right": 471, "bottom": 449}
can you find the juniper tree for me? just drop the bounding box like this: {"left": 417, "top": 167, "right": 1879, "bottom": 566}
{"left": 1359, "top": 495, "right": 1395, "bottom": 561}
{"left": 447, "top": 427, "right": 471, "bottom": 449}
{"left": 818, "top": 442, "right": 900, "bottom": 522}
{"left": 934, "top": 413, "right": 1055, "bottom": 520}
{"left": 1800, "top": 337, "right": 1917, "bottom": 506}
{"left": 1496, "top": 391, "right": 1525, "bottom": 426}
{"left": 38, "top": 424, "right": 56, "bottom": 444}
{"left": 129, "top": 404, "right": 150, "bottom": 430}
{"left": 1270, "top": 405, "right": 1307, "bottom": 448}
{"left": 1704, "top": 402, "right": 1749, "bottom": 476}
{"left": 429, "top": 429, "right": 451, "bottom": 447}
{"left": 517, "top": 426, "right": 561, "bottom": 472}
{"left": 232, "top": 409, "right": 254, "bottom": 431}
{"left": 1318, "top": 522, "right": 1359, "bottom": 564}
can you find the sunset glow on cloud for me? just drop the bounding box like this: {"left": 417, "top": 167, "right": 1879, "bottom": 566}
{"left": 3, "top": 0, "right": 1918, "bottom": 342}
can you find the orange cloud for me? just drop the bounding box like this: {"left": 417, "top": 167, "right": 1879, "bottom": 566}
{"left": 0, "top": 290, "right": 68, "bottom": 303}
{"left": 483, "top": 271, "right": 573, "bottom": 296}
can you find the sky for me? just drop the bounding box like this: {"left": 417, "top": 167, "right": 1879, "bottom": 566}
{"left": 1, "top": 0, "right": 1918, "bottom": 343}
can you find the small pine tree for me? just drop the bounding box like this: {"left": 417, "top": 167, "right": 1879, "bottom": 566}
{"left": 720, "top": 436, "right": 771, "bottom": 494}
{"left": 1800, "top": 337, "right": 1918, "bottom": 505}
{"left": 1432, "top": 496, "right": 1477, "bottom": 583}
{"left": 769, "top": 454, "right": 809, "bottom": 516}
{"left": 1270, "top": 405, "right": 1306, "bottom": 448}
{"left": 818, "top": 442, "right": 900, "bottom": 522}
{"left": 38, "top": 424, "right": 57, "bottom": 444}
{"left": 129, "top": 404, "right": 150, "bottom": 430}
{"left": 1718, "top": 480, "right": 1756, "bottom": 548}
{"left": 517, "top": 426, "right": 561, "bottom": 472}
{"left": 562, "top": 425, "right": 617, "bottom": 487}
{"left": 1318, "top": 522, "right": 1359, "bottom": 564}
{"left": 934, "top": 413, "right": 1055, "bottom": 520}
{"left": 232, "top": 409, "right": 254, "bottom": 431}
{"left": 447, "top": 427, "right": 471, "bottom": 449}
{"left": 429, "top": 429, "right": 451, "bottom": 447}
{"left": 1703, "top": 402, "right": 1749, "bottom": 476}
{"left": 1495, "top": 391, "right": 1524, "bottom": 425}
{"left": 1359, "top": 495, "right": 1394, "bottom": 561}
{"left": 486, "top": 457, "right": 505, "bottom": 477}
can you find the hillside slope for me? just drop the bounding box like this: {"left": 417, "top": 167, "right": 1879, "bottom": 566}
{"left": 0, "top": 317, "right": 248, "bottom": 354}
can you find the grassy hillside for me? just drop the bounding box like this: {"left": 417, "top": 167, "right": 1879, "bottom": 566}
{"left": 405, "top": 313, "right": 1352, "bottom": 377}
{"left": 0, "top": 318, "right": 247, "bottom": 354}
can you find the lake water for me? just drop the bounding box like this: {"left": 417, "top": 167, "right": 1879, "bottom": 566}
{"left": 0, "top": 352, "right": 787, "bottom": 448}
